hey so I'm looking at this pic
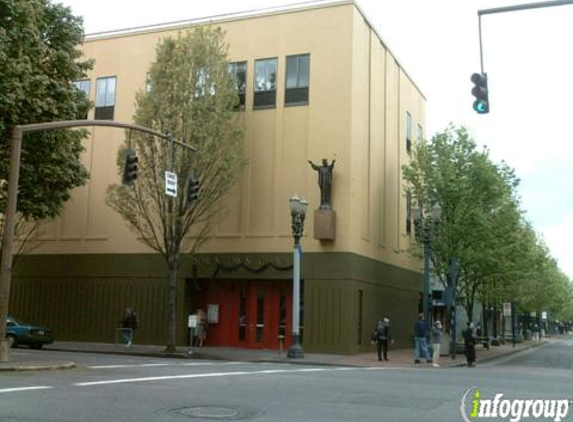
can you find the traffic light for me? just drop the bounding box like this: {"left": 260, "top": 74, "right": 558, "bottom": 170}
{"left": 470, "top": 72, "right": 489, "bottom": 114}
{"left": 186, "top": 174, "right": 200, "bottom": 206}
{"left": 122, "top": 149, "right": 138, "bottom": 185}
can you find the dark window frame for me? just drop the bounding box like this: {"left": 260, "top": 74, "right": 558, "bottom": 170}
{"left": 95, "top": 76, "right": 117, "bottom": 120}
{"left": 406, "top": 111, "right": 412, "bottom": 152}
{"left": 73, "top": 79, "right": 91, "bottom": 120}
{"left": 229, "top": 61, "right": 247, "bottom": 111}
{"left": 285, "top": 53, "right": 310, "bottom": 106}
{"left": 253, "top": 57, "right": 277, "bottom": 110}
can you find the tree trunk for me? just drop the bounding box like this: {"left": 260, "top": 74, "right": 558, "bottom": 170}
{"left": 165, "top": 260, "right": 178, "bottom": 353}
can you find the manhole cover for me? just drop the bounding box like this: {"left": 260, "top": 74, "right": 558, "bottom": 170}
{"left": 167, "top": 405, "right": 261, "bottom": 420}
{"left": 181, "top": 407, "right": 239, "bottom": 418}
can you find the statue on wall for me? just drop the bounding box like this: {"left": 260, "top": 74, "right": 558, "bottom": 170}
{"left": 308, "top": 158, "right": 335, "bottom": 210}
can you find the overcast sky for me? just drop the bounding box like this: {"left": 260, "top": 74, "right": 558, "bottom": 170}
{"left": 58, "top": 0, "right": 573, "bottom": 279}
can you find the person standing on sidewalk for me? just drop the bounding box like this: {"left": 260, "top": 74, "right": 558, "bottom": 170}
{"left": 413, "top": 313, "right": 432, "bottom": 364}
{"left": 373, "top": 317, "right": 392, "bottom": 361}
{"left": 120, "top": 307, "right": 139, "bottom": 349}
{"left": 463, "top": 321, "right": 477, "bottom": 367}
{"left": 431, "top": 320, "right": 443, "bottom": 367}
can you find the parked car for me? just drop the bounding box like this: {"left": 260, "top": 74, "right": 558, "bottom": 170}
{"left": 6, "top": 316, "right": 54, "bottom": 349}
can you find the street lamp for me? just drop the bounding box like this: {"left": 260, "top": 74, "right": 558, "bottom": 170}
{"left": 412, "top": 204, "right": 441, "bottom": 330}
{"left": 287, "top": 195, "right": 308, "bottom": 359}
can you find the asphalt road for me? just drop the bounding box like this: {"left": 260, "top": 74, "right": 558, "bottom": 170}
{"left": 1, "top": 337, "right": 572, "bottom": 422}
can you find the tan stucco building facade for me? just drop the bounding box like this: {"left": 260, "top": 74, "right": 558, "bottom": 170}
{"left": 11, "top": 1, "right": 427, "bottom": 354}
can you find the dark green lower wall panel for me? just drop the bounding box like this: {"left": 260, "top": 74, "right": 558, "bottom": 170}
{"left": 10, "top": 252, "right": 422, "bottom": 353}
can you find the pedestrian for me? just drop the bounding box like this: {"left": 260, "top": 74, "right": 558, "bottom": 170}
{"left": 431, "top": 320, "right": 443, "bottom": 367}
{"left": 372, "top": 317, "right": 392, "bottom": 361}
{"left": 195, "top": 308, "right": 207, "bottom": 347}
{"left": 413, "top": 313, "right": 432, "bottom": 364}
{"left": 463, "top": 321, "right": 477, "bottom": 367}
{"left": 120, "top": 307, "right": 139, "bottom": 349}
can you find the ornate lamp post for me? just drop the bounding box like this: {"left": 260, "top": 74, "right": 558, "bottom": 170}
{"left": 412, "top": 204, "right": 442, "bottom": 330}
{"left": 287, "top": 195, "right": 308, "bottom": 359}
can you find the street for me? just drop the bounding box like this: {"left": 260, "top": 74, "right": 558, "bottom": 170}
{"left": 1, "top": 337, "right": 572, "bottom": 422}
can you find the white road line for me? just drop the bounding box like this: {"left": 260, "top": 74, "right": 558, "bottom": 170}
{"left": 74, "top": 366, "right": 367, "bottom": 387}
{"left": 88, "top": 362, "right": 246, "bottom": 369}
{"left": 0, "top": 386, "right": 53, "bottom": 394}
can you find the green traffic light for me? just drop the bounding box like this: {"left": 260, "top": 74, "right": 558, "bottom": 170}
{"left": 474, "top": 100, "right": 488, "bottom": 113}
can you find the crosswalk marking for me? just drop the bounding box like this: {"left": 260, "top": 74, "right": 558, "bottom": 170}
{"left": 0, "top": 386, "right": 53, "bottom": 394}
{"left": 1, "top": 366, "right": 393, "bottom": 395}
{"left": 88, "top": 361, "right": 247, "bottom": 369}
{"left": 75, "top": 366, "right": 374, "bottom": 387}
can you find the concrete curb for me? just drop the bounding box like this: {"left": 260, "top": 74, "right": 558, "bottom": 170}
{"left": 45, "top": 346, "right": 221, "bottom": 361}
{"left": 448, "top": 340, "right": 549, "bottom": 368}
{"left": 0, "top": 362, "right": 76, "bottom": 372}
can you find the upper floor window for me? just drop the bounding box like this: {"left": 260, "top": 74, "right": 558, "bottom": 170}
{"left": 406, "top": 111, "right": 412, "bottom": 152}
{"left": 95, "top": 76, "right": 116, "bottom": 120}
{"left": 194, "top": 67, "right": 217, "bottom": 98}
{"left": 73, "top": 79, "right": 91, "bottom": 119}
{"left": 229, "top": 61, "right": 247, "bottom": 110}
{"left": 145, "top": 72, "right": 152, "bottom": 93}
{"left": 254, "top": 58, "right": 277, "bottom": 109}
{"left": 73, "top": 80, "right": 91, "bottom": 96}
{"left": 406, "top": 191, "right": 412, "bottom": 234}
{"left": 418, "top": 124, "right": 424, "bottom": 142}
{"left": 285, "top": 53, "right": 310, "bottom": 106}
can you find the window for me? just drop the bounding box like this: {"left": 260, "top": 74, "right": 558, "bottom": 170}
{"left": 418, "top": 124, "right": 424, "bottom": 142}
{"left": 406, "top": 111, "right": 412, "bottom": 152}
{"left": 406, "top": 191, "right": 412, "bottom": 234}
{"left": 229, "top": 61, "right": 247, "bottom": 110}
{"left": 95, "top": 76, "right": 116, "bottom": 120}
{"left": 194, "top": 67, "right": 216, "bottom": 98}
{"left": 145, "top": 72, "right": 152, "bottom": 93}
{"left": 73, "top": 80, "right": 91, "bottom": 119}
{"left": 254, "top": 58, "right": 277, "bottom": 109}
{"left": 285, "top": 53, "right": 310, "bottom": 105}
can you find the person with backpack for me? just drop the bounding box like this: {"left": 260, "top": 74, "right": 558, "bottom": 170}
{"left": 372, "top": 317, "right": 391, "bottom": 361}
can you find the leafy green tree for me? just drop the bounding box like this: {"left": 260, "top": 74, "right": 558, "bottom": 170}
{"left": 404, "top": 125, "right": 573, "bottom": 331}
{"left": 106, "top": 27, "right": 247, "bottom": 352}
{"left": 0, "top": 0, "right": 92, "bottom": 361}
{"left": 0, "top": 0, "right": 91, "bottom": 236}
{"left": 403, "top": 125, "right": 523, "bottom": 321}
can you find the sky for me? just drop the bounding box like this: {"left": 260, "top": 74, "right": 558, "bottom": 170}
{"left": 57, "top": 0, "right": 573, "bottom": 279}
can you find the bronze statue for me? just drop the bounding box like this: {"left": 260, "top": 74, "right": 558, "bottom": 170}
{"left": 308, "top": 158, "right": 335, "bottom": 210}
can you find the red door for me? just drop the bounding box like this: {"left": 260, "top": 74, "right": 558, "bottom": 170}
{"left": 200, "top": 280, "right": 291, "bottom": 349}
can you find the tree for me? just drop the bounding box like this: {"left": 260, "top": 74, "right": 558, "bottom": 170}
{"left": 106, "top": 27, "right": 247, "bottom": 352}
{"left": 403, "top": 125, "right": 523, "bottom": 321}
{"left": 403, "top": 125, "right": 573, "bottom": 331}
{"left": 0, "top": 0, "right": 92, "bottom": 246}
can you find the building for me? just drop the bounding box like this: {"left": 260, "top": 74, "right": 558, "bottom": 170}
{"left": 11, "top": 0, "right": 427, "bottom": 354}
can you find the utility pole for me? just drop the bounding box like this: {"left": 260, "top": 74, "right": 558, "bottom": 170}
{"left": 0, "top": 120, "right": 196, "bottom": 362}
{"left": 474, "top": 0, "right": 573, "bottom": 112}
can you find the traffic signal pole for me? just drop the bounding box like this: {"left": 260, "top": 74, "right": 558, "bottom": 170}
{"left": 474, "top": 0, "right": 573, "bottom": 113}
{"left": 477, "top": 0, "right": 573, "bottom": 73}
{"left": 0, "top": 119, "right": 196, "bottom": 362}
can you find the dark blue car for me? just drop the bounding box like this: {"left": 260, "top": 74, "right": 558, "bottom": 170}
{"left": 6, "top": 316, "right": 54, "bottom": 349}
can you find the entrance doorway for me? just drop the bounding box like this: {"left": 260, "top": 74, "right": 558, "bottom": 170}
{"left": 195, "top": 279, "right": 292, "bottom": 349}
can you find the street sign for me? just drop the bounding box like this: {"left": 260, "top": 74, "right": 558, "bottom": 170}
{"left": 165, "top": 171, "right": 178, "bottom": 197}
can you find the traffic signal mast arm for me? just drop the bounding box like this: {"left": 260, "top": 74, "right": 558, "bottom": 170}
{"left": 474, "top": 0, "right": 573, "bottom": 113}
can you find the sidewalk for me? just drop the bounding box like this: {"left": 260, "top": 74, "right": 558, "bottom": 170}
{"left": 0, "top": 338, "right": 548, "bottom": 371}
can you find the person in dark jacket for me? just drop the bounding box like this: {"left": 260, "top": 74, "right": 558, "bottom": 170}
{"left": 120, "top": 307, "right": 139, "bottom": 349}
{"left": 463, "top": 322, "right": 477, "bottom": 367}
{"left": 373, "top": 317, "right": 391, "bottom": 361}
{"left": 413, "top": 313, "right": 431, "bottom": 364}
